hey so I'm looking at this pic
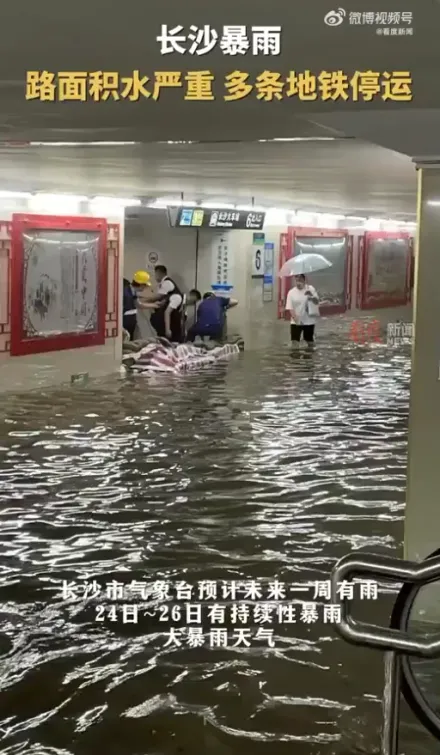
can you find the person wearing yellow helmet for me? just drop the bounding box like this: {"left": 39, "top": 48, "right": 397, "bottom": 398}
{"left": 132, "top": 270, "right": 150, "bottom": 286}
{"left": 122, "top": 271, "right": 157, "bottom": 341}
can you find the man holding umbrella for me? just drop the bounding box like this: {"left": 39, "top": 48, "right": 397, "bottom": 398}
{"left": 286, "top": 274, "right": 320, "bottom": 347}
{"left": 281, "top": 251, "right": 329, "bottom": 348}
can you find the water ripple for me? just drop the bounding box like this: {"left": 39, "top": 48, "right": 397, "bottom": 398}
{"left": 0, "top": 322, "right": 423, "bottom": 754}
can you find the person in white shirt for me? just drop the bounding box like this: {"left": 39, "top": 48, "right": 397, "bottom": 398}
{"left": 148, "top": 265, "right": 184, "bottom": 341}
{"left": 285, "top": 274, "right": 320, "bottom": 347}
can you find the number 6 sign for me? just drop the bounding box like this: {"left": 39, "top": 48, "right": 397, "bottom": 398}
{"left": 251, "top": 242, "right": 264, "bottom": 278}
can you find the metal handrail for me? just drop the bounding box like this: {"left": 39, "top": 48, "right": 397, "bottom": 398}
{"left": 331, "top": 552, "right": 440, "bottom": 656}
{"left": 330, "top": 552, "right": 440, "bottom": 755}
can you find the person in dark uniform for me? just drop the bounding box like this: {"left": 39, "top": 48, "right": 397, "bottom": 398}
{"left": 149, "top": 265, "right": 184, "bottom": 342}
{"left": 187, "top": 292, "right": 238, "bottom": 342}
{"left": 122, "top": 271, "right": 156, "bottom": 341}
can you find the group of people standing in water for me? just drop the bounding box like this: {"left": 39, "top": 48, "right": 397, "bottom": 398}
{"left": 123, "top": 265, "right": 238, "bottom": 343}
{"left": 123, "top": 265, "right": 319, "bottom": 348}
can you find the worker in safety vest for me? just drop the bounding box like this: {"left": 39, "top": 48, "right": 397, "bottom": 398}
{"left": 149, "top": 265, "right": 185, "bottom": 342}
{"left": 122, "top": 271, "right": 158, "bottom": 341}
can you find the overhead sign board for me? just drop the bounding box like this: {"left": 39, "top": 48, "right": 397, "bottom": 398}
{"left": 167, "top": 206, "right": 265, "bottom": 231}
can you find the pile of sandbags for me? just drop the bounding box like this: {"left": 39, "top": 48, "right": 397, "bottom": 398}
{"left": 122, "top": 337, "right": 241, "bottom": 374}
{"left": 191, "top": 334, "right": 245, "bottom": 352}
{"left": 122, "top": 336, "right": 159, "bottom": 353}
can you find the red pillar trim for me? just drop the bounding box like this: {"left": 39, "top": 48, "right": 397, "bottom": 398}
{"left": 105, "top": 223, "right": 120, "bottom": 339}
{"left": 0, "top": 222, "right": 12, "bottom": 352}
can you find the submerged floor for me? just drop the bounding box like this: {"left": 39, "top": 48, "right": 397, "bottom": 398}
{"left": 0, "top": 308, "right": 434, "bottom": 754}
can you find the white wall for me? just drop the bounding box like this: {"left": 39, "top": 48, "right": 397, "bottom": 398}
{"left": 195, "top": 228, "right": 258, "bottom": 333}
{"left": 124, "top": 209, "right": 198, "bottom": 292}
{"left": 0, "top": 196, "right": 124, "bottom": 393}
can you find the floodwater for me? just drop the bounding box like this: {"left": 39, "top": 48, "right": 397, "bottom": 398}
{"left": 0, "top": 313, "right": 433, "bottom": 755}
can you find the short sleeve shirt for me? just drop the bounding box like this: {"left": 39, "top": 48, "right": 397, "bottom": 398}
{"left": 285, "top": 285, "right": 318, "bottom": 325}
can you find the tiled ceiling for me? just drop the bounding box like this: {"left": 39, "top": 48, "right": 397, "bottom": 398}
{"left": 306, "top": 109, "right": 440, "bottom": 160}
{"left": 0, "top": 139, "right": 416, "bottom": 216}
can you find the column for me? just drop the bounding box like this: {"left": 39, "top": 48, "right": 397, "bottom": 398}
{"left": 405, "top": 164, "right": 440, "bottom": 563}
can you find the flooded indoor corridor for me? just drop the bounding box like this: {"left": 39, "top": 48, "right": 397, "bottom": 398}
{"left": 0, "top": 314, "right": 428, "bottom": 755}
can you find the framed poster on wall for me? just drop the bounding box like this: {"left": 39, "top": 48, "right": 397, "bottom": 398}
{"left": 10, "top": 214, "right": 107, "bottom": 356}
{"left": 277, "top": 232, "right": 291, "bottom": 319}
{"left": 359, "top": 231, "right": 411, "bottom": 310}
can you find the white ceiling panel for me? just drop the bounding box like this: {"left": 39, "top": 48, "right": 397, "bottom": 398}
{"left": 0, "top": 138, "right": 417, "bottom": 217}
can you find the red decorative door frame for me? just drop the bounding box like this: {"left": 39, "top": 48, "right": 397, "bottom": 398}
{"left": 0, "top": 221, "right": 12, "bottom": 353}
{"left": 358, "top": 230, "right": 412, "bottom": 310}
{"left": 277, "top": 232, "right": 291, "bottom": 319}
{"left": 356, "top": 234, "right": 363, "bottom": 309}
{"left": 105, "top": 224, "right": 120, "bottom": 339}
{"left": 346, "top": 234, "right": 354, "bottom": 311}
{"left": 409, "top": 236, "right": 415, "bottom": 301}
{"left": 286, "top": 226, "right": 352, "bottom": 315}
{"left": 10, "top": 213, "right": 108, "bottom": 356}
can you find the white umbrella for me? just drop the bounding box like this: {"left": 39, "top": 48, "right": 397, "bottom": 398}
{"left": 279, "top": 253, "right": 332, "bottom": 277}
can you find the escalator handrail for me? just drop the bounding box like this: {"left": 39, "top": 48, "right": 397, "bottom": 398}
{"left": 390, "top": 547, "right": 440, "bottom": 741}
{"left": 331, "top": 552, "right": 440, "bottom": 656}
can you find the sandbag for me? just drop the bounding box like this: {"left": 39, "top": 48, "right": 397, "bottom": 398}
{"left": 122, "top": 340, "right": 240, "bottom": 374}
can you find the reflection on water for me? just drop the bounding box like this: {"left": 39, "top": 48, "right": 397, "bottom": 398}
{"left": 0, "top": 317, "right": 429, "bottom": 754}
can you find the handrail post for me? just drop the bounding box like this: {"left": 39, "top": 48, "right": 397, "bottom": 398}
{"left": 330, "top": 551, "right": 440, "bottom": 753}
{"left": 381, "top": 651, "right": 401, "bottom": 755}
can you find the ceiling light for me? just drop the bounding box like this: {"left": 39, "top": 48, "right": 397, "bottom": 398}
{"left": 427, "top": 200, "right": 440, "bottom": 206}
{"left": 30, "top": 193, "right": 87, "bottom": 203}
{"left": 158, "top": 140, "right": 196, "bottom": 144}
{"left": 296, "top": 211, "right": 316, "bottom": 222}
{"left": 365, "top": 217, "right": 383, "bottom": 230}
{"left": 395, "top": 221, "right": 416, "bottom": 229}
{"left": 200, "top": 202, "right": 235, "bottom": 209}
{"left": 265, "top": 208, "right": 289, "bottom": 224}
{"left": 29, "top": 141, "right": 137, "bottom": 147}
{"left": 0, "top": 190, "right": 32, "bottom": 198}
{"left": 148, "top": 200, "right": 168, "bottom": 209}
{"left": 346, "top": 216, "right": 367, "bottom": 221}
{"left": 258, "top": 137, "right": 336, "bottom": 142}
{"left": 29, "top": 193, "right": 87, "bottom": 213}
{"left": 91, "top": 196, "right": 141, "bottom": 206}
{"left": 316, "top": 214, "right": 343, "bottom": 228}
{"left": 159, "top": 199, "right": 197, "bottom": 207}
{"left": 33, "top": 193, "right": 88, "bottom": 201}
{"left": 235, "top": 204, "right": 266, "bottom": 212}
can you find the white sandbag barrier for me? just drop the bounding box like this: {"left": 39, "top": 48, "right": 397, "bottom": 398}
{"left": 121, "top": 339, "right": 242, "bottom": 375}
